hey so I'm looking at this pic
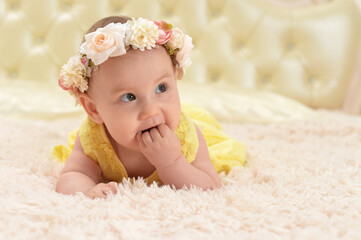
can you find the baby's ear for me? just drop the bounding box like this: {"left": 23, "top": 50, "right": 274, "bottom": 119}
{"left": 78, "top": 92, "right": 103, "bottom": 124}
{"left": 175, "top": 68, "right": 184, "bottom": 80}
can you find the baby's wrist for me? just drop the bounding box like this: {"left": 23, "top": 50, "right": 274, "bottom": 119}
{"left": 155, "top": 154, "right": 185, "bottom": 171}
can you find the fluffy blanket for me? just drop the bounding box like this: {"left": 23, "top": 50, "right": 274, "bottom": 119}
{"left": 1, "top": 110, "right": 360, "bottom": 240}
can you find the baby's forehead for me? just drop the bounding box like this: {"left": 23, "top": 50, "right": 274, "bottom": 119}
{"left": 97, "top": 47, "right": 174, "bottom": 79}
{"left": 90, "top": 54, "right": 173, "bottom": 93}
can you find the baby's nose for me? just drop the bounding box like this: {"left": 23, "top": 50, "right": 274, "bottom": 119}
{"left": 139, "top": 104, "right": 161, "bottom": 121}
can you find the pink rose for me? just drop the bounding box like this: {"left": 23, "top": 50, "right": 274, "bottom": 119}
{"left": 80, "top": 23, "right": 126, "bottom": 65}
{"left": 175, "top": 35, "right": 193, "bottom": 68}
{"left": 81, "top": 57, "right": 88, "bottom": 65}
{"left": 154, "top": 21, "right": 173, "bottom": 45}
{"left": 58, "top": 76, "right": 72, "bottom": 91}
{"left": 92, "top": 33, "right": 115, "bottom": 51}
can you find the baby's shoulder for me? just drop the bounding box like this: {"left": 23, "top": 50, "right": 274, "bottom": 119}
{"left": 77, "top": 117, "right": 102, "bottom": 148}
{"left": 61, "top": 132, "right": 101, "bottom": 182}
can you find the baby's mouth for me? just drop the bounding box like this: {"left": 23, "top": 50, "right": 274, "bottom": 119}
{"left": 141, "top": 126, "right": 157, "bottom": 134}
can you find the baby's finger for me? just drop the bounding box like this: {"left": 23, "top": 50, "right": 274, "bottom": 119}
{"left": 101, "top": 187, "right": 114, "bottom": 197}
{"left": 106, "top": 182, "right": 118, "bottom": 194}
{"left": 86, "top": 192, "right": 97, "bottom": 199}
{"left": 150, "top": 127, "right": 162, "bottom": 141}
{"left": 102, "top": 184, "right": 116, "bottom": 195}
{"left": 137, "top": 132, "right": 146, "bottom": 149}
{"left": 142, "top": 131, "right": 153, "bottom": 143}
{"left": 98, "top": 191, "right": 108, "bottom": 199}
{"left": 157, "top": 123, "right": 170, "bottom": 137}
{"left": 89, "top": 190, "right": 107, "bottom": 199}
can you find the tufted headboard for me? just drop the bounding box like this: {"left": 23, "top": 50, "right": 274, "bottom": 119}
{"left": 0, "top": 0, "right": 360, "bottom": 113}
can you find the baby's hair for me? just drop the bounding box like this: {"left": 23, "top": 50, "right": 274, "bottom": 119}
{"left": 84, "top": 16, "right": 131, "bottom": 37}
{"left": 83, "top": 16, "right": 178, "bottom": 68}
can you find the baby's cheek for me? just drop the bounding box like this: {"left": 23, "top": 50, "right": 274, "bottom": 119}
{"left": 171, "top": 108, "right": 182, "bottom": 132}
{"left": 168, "top": 115, "right": 180, "bottom": 132}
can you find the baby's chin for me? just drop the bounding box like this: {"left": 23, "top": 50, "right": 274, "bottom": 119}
{"left": 119, "top": 140, "right": 143, "bottom": 154}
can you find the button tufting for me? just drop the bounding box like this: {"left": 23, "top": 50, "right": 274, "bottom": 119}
{"left": 211, "top": 74, "right": 219, "bottom": 82}
{"left": 165, "top": 9, "right": 173, "bottom": 16}
{"left": 36, "top": 37, "right": 44, "bottom": 44}
{"left": 62, "top": 3, "right": 71, "bottom": 11}
{"left": 261, "top": 77, "right": 268, "bottom": 84}
{"left": 236, "top": 42, "right": 243, "bottom": 50}
{"left": 9, "top": 71, "right": 17, "bottom": 79}
{"left": 113, "top": 6, "right": 121, "bottom": 12}
{"left": 10, "top": 2, "right": 19, "bottom": 10}
{"left": 212, "top": 9, "right": 220, "bottom": 17}
{"left": 287, "top": 42, "right": 294, "bottom": 50}
{"left": 309, "top": 77, "right": 315, "bottom": 83}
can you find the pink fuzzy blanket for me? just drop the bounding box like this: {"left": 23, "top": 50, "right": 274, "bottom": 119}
{"left": 1, "top": 110, "right": 360, "bottom": 239}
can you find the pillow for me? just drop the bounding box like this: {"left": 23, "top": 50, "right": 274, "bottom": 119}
{"left": 0, "top": 81, "right": 84, "bottom": 119}
{"left": 0, "top": 80, "right": 316, "bottom": 123}
{"left": 178, "top": 81, "right": 316, "bottom": 123}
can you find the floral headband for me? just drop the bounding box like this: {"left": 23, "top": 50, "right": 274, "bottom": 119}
{"left": 58, "top": 17, "right": 194, "bottom": 102}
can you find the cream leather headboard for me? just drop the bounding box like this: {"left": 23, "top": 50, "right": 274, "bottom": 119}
{"left": 0, "top": 0, "right": 360, "bottom": 109}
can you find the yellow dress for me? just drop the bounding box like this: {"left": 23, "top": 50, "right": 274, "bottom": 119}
{"left": 52, "top": 103, "right": 246, "bottom": 184}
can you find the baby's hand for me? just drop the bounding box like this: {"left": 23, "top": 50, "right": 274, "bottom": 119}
{"left": 85, "top": 182, "right": 118, "bottom": 199}
{"left": 137, "top": 123, "right": 182, "bottom": 169}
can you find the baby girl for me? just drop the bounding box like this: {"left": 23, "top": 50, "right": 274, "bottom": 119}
{"left": 53, "top": 16, "right": 246, "bottom": 199}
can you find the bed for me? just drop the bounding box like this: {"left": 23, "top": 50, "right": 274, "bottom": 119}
{"left": 1, "top": 0, "right": 361, "bottom": 239}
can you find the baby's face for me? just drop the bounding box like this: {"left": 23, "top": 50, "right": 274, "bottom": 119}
{"left": 87, "top": 46, "right": 181, "bottom": 152}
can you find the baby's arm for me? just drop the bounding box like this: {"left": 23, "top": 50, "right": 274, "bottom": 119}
{"left": 138, "top": 123, "right": 222, "bottom": 190}
{"left": 56, "top": 133, "right": 117, "bottom": 198}
{"left": 156, "top": 124, "right": 222, "bottom": 189}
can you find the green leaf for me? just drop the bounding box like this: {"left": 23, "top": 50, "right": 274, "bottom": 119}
{"left": 164, "top": 43, "right": 174, "bottom": 55}
{"left": 161, "top": 21, "right": 173, "bottom": 31}
{"left": 89, "top": 59, "right": 95, "bottom": 67}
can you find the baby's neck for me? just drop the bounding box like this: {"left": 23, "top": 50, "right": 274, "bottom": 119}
{"left": 103, "top": 125, "right": 140, "bottom": 158}
{"left": 111, "top": 134, "right": 156, "bottom": 178}
{"left": 114, "top": 142, "right": 143, "bottom": 161}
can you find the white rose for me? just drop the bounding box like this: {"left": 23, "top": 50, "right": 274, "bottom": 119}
{"left": 80, "top": 22, "right": 126, "bottom": 65}
{"left": 175, "top": 35, "right": 194, "bottom": 69}
{"left": 167, "top": 28, "right": 184, "bottom": 50}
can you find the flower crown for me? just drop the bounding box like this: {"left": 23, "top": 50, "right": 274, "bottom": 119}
{"left": 58, "top": 17, "right": 194, "bottom": 103}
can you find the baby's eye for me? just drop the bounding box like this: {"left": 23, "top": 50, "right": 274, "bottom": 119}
{"left": 120, "top": 93, "right": 136, "bottom": 102}
{"left": 155, "top": 83, "right": 167, "bottom": 94}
